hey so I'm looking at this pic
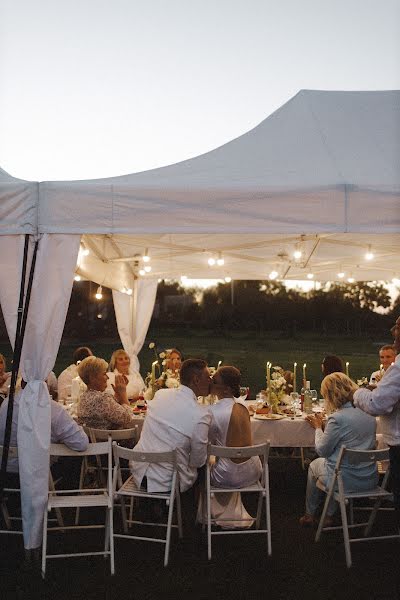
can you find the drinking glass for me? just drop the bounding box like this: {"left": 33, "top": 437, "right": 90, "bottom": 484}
{"left": 290, "top": 392, "right": 300, "bottom": 416}
{"left": 239, "top": 386, "right": 249, "bottom": 401}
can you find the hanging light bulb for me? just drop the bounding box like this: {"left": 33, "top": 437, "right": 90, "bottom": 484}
{"left": 95, "top": 286, "right": 103, "bottom": 300}
{"left": 337, "top": 271, "right": 345, "bottom": 279}
{"left": 139, "top": 269, "right": 146, "bottom": 276}
{"left": 224, "top": 276, "right": 232, "bottom": 283}
{"left": 208, "top": 257, "right": 216, "bottom": 266}
{"left": 347, "top": 276, "right": 355, "bottom": 283}
{"left": 144, "top": 265, "right": 152, "bottom": 273}
{"left": 365, "top": 246, "right": 374, "bottom": 260}
{"left": 293, "top": 250, "right": 302, "bottom": 260}
{"left": 217, "top": 253, "right": 224, "bottom": 266}
{"left": 143, "top": 248, "right": 150, "bottom": 262}
{"left": 126, "top": 288, "right": 133, "bottom": 295}
{"left": 307, "top": 273, "right": 314, "bottom": 279}
{"left": 269, "top": 270, "right": 278, "bottom": 280}
{"left": 180, "top": 275, "right": 188, "bottom": 281}
{"left": 74, "top": 274, "right": 81, "bottom": 282}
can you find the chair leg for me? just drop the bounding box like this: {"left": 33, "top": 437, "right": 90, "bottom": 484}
{"left": 104, "top": 509, "right": 110, "bottom": 555}
{"left": 300, "top": 448, "right": 306, "bottom": 470}
{"left": 49, "top": 475, "right": 65, "bottom": 530}
{"left": 1, "top": 500, "right": 12, "bottom": 529}
{"left": 129, "top": 496, "right": 134, "bottom": 525}
{"left": 164, "top": 495, "right": 175, "bottom": 567}
{"left": 364, "top": 498, "right": 383, "bottom": 537}
{"left": 41, "top": 507, "right": 49, "bottom": 578}
{"left": 315, "top": 488, "right": 333, "bottom": 542}
{"left": 349, "top": 498, "right": 354, "bottom": 525}
{"left": 120, "top": 496, "right": 128, "bottom": 534}
{"left": 109, "top": 507, "right": 115, "bottom": 575}
{"left": 255, "top": 492, "right": 262, "bottom": 529}
{"left": 175, "top": 484, "right": 183, "bottom": 538}
{"left": 75, "top": 457, "right": 86, "bottom": 525}
{"left": 265, "top": 489, "right": 272, "bottom": 557}
{"left": 339, "top": 498, "right": 352, "bottom": 568}
{"left": 207, "top": 489, "right": 212, "bottom": 560}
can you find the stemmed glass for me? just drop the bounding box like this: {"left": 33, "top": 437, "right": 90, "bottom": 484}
{"left": 290, "top": 392, "right": 300, "bottom": 417}
{"left": 239, "top": 386, "right": 250, "bottom": 402}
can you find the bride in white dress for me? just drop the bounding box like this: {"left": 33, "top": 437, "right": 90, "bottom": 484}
{"left": 193, "top": 366, "right": 262, "bottom": 528}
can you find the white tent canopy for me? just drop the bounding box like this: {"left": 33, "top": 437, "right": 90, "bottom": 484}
{"left": 0, "top": 89, "right": 400, "bottom": 548}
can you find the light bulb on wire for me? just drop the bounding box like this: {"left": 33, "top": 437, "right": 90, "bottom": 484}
{"left": 144, "top": 265, "right": 152, "bottom": 273}
{"left": 269, "top": 270, "right": 278, "bottom": 280}
{"left": 208, "top": 257, "right": 216, "bottom": 266}
{"left": 95, "top": 286, "right": 103, "bottom": 300}
{"left": 143, "top": 248, "right": 150, "bottom": 262}
{"left": 74, "top": 274, "right": 81, "bottom": 282}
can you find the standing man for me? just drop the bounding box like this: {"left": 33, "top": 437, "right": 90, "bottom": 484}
{"left": 369, "top": 344, "right": 396, "bottom": 384}
{"left": 353, "top": 316, "right": 400, "bottom": 526}
{"left": 132, "top": 359, "right": 211, "bottom": 492}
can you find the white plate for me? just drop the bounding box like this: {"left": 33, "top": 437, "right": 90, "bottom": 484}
{"left": 254, "top": 414, "right": 286, "bottom": 420}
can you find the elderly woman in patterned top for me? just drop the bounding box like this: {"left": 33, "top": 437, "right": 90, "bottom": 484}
{"left": 77, "top": 356, "right": 137, "bottom": 430}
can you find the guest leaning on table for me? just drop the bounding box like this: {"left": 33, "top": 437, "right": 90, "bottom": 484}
{"left": 353, "top": 315, "right": 400, "bottom": 527}
{"left": 77, "top": 356, "right": 138, "bottom": 430}
{"left": 299, "top": 372, "right": 377, "bottom": 527}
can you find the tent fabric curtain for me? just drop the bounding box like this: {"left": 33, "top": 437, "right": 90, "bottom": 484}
{"left": 0, "top": 234, "right": 81, "bottom": 548}
{"left": 112, "top": 279, "right": 157, "bottom": 372}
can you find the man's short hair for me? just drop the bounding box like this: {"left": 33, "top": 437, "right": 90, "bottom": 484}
{"left": 73, "top": 346, "right": 93, "bottom": 364}
{"left": 379, "top": 345, "right": 396, "bottom": 354}
{"left": 180, "top": 359, "right": 208, "bottom": 387}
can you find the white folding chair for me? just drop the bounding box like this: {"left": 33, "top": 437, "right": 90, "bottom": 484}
{"left": 112, "top": 444, "right": 183, "bottom": 567}
{"left": 205, "top": 442, "right": 271, "bottom": 560}
{"left": 42, "top": 440, "right": 114, "bottom": 577}
{"left": 75, "top": 426, "right": 139, "bottom": 524}
{"left": 315, "top": 446, "right": 400, "bottom": 568}
{"left": 0, "top": 445, "right": 64, "bottom": 534}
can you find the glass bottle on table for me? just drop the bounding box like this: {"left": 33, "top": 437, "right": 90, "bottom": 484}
{"left": 303, "top": 381, "right": 313, "bottom": 414}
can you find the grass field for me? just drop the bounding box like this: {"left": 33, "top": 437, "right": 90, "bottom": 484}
{"left": 0, "top": 328, "right": 391, "bottom": 397}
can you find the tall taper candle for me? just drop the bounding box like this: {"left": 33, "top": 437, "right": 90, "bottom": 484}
{"left": 267, "top": 362, "right": 271, "bottom": 401}
{"left": 302, "top": 363, "right": 306, "bottom": 386}
{"left": 346, "top": 361, "right": 350, "bottom": 377}
{"left": 151, "top": 360, "right": 158, "bottom": 385}
{"left": 293, "top": 362, "right": 297, "bottom": 393}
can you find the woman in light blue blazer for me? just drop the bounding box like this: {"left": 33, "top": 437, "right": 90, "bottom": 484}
{"left": 300, "top": 372, "right": 377, "bottom": 527}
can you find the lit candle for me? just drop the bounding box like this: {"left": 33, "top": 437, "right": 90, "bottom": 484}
{"left": 217, "top": 360, "right": 222, "bottom": 369}
{"left": 293, "top": 362, "right": 297, "bottom": 393}
{"left": 266, "top": 362, "right": 271, "bottom": 401}
{"left": 151, "top": 360, "right": 158, "bottom": 385}
{"left": 346, "top": 361, "right": 350, "bottom": 377}
{"left": 380, "top": 363, "right": 384, "bottom": 377}
{"left": 302, "top": 363, "right": 306, "bottom": 385}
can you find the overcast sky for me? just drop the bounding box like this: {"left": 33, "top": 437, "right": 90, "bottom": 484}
{"left": 1, "top": 0, "right": 399, "bottom": 181}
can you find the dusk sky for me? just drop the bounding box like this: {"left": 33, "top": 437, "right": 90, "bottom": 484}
{"left": 1, "top": 0, "right": 399, "bottom": 181}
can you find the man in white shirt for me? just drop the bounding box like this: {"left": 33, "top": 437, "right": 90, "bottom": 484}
{"left": 57, "top": 346, "right": 93, "bottom": 404}
{"left": 0, "top": 389, "right": 89, "bottom": 474}
{"left": 369, "top": 344, "right": 396, "bottom": 384}
{"left": 353, "top": 316, "right": 400, "bottom": 525}
{"left": 131, "top": 359, "right": 211, "bottom": 493}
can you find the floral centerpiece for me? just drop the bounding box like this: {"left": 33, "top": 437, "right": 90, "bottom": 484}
{"left": 356, "top": 377, "right": 369, "bottom": 387}
{"left": 266, "top": 366, "right": 288, "bottom": 413}
{"left": 144, "top": 343, "right": 180, "bottom": 400}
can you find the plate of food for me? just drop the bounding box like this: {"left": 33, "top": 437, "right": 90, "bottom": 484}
{"left": 254, "top": 413, "right": 286, "bottom": 420}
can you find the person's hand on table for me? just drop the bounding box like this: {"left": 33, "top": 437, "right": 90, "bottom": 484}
{"left": 305, "top": 413, "right": 324, "bottom": 430}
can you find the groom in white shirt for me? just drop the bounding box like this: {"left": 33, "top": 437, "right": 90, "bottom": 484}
{"left": 131, "top": 359, "right": 211, "bottom": 492}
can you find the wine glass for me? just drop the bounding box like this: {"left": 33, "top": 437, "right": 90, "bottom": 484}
{"left": 239, "top": 386, "right": 249, "bottom": 401}
{"left": 290, "top": 392, "right": 300, "bottom": 416}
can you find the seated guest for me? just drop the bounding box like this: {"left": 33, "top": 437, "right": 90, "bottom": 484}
{"left": 0, "top": 353, "right": 11, "bottom": 403}
{"left": 106, "top": 349, "right": 145, "bottom": 402}
{"left": 321, "top": 354, "right": 344, "bottom": 377}
{"left": 0, "top": 383, "right": 88, "bottom": 475}
{"left": 46, "top": 371, "right": 59, "bottom": 401}
{"left": 369, "top": 344, "right": 396, "bottom": 384}
{"left": 156, "top": 348, "right": 183, "bottom": 389}
{"left": 132, "top": 358, "right": 211, "bottom": 492}
{"left": 191, "top": 366, "right": 262, "bottom": 528}
{"left": 58, "top": 346, "right": 93, "bottom": 404}
{"left": 78, "top": 356, "right": 137, "bottom": 430}
{"left": 299, "top": 372, "right": 377, "bottom": 527}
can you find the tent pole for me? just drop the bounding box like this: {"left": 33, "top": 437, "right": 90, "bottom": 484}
{"left": 0, "top": 236, "right": 39, "bottom": 497}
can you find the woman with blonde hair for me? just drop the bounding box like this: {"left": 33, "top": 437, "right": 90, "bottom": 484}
{"left": 299, "top": 372, "right": 377, "bottom": 527}
{"left": 106, "top": 349, "right": 145, "bottom": 402}
{"left": 77, "top": 356, "right": 137, "bottom": 430}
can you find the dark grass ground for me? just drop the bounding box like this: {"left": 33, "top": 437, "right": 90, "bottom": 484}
{"left": 1, "top": 457, "right": 400, "bottom": 600}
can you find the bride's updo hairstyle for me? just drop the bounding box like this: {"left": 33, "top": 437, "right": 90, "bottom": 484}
{"left": 217, "top": 366, "right": 241, "bottom": 398}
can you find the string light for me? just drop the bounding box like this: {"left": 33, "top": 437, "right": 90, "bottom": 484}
{"left": 143, "top": 248, "right": 150, "bottom": 262}
{"left": 180, "top": 275, "right": 188, "bottom": 281}
{"left": 293, "top": 249, "right": 302, "bottom": 259}
{"left": 208, "top": 257, "right": 216, "bottom": 266}
{"left": 269, "top": 270, "right": 278, "bottom": 280}
{"left": 126, "top": 288, "right": 133, "bottom": 295}
{"left": 139, "top": 269, "right": 146, "bottom": 276}
{"left": 224, "top": 276, "right": 232, "bottom": 283}
{"left": 95, "top": 286, "right": 103, "bottom": 300}
{"left": 74, "top": 275, "right": 81, "bottom": 282}
{"left": 144, "top": 265, "right": 152, "bottom": 273}
{"left": 307, "top": 273, "right": 314, "bottom": 279}
{"left": 337, "top": 271, "right": 345, "bottom": 279}
{"left": 347, "top": 276, "right": 355, "bottom": 283}
{"left": 217, "top": 253, "right": 225, "bottom": 266}
{"left": 365, "top": 246, "right": 374, "bottom": 260}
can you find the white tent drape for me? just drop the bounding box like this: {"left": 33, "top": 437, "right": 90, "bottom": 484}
{"left": 112, "top": 280, "right": 157, "bottom": 372}
{"left": 0, "top": 234, "right": 80, "bottom": 548}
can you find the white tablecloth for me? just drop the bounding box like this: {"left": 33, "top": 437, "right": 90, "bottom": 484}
{"left": 251, "top": 416, "right": 315, "bottom": 447}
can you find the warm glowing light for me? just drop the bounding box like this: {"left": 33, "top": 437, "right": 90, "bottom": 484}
{"left": 95, "top": 285, "right": 103, "bottom": 300}
{"left": 217, "top": 258, "right": 225, "bottom": 266}
{"left": 347, "top": 277, "right": 355, "bottom": 283}
{"left": 97, "top": 313, "right": 102, "bottom": 319}
{"left": 365, "top": 251, "right": 374, "bottom": 260}
{"left": 81, "top": 244, "right": 89, "bottom": 256}
{"left": 144, "top": 265, "right": 152, "bottom": 272}
{"left": 293, "top": 249, "right": 302, "bottom": 259}
{"left": 224, "top": 276, "right": 232, "bottom": 283}
{"left": 143, "top": 249, "right": 150, "bottom": 262}
{"left": 74, "top": 275, "right": 81, "bottom": 281}
{"left": 337, "top": 272, "right": 345, "bottom": 278}
{"left": 127, "top": 288, "right": 133, "bottom": 295}
{"left": 307, "top": 273, "right": 314, "bottom": 279}
{"left": 208, "top": 257, "right": 216, "bottom": 266}
{"left": 269, "top": 270, "right": 278, "bottom": 280}
{"left": 139, "top": 269, "right": 146, "bottom": 276}
{"left": 180, "top": 275, "right": 187, "bottom": 281}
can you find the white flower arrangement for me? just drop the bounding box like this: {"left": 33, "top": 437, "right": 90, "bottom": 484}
{"left": 266, "top": 366, "right": 288, "bottom": 412}
{"left": 356, "top": 377, "right": 369, "bottom": 387}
